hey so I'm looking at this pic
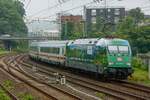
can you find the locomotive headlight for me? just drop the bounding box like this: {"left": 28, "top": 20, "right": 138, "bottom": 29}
{"left": 126, "top": 63, "right": 131, "bottom": 66}
{"left": 109, "top": 62, "right": 114, "bottom": 65}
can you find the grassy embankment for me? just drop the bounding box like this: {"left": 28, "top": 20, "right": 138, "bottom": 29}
{"left": 0, "top": 49, "right": 11, "bottom": 100}
{"left": 0, "top": 49, "right": 9, "bottom": 55}
{"left": 128, "top": 57, "right": 150, "bottom": 86}
{"left": 0, "top": 49, "right": 34, "bottom": 100}
{"left": 3, "top": 80, "right": 35, "bottom": 100}
{"left": 0, "top": 89, "right": 11, "bottom": 100}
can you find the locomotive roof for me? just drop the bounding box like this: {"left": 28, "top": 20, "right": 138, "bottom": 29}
{"left": 68, "top": 38, "right": 99, "bottom": 45}
{"left": 96, "top": 38, "right": 129, "bottom": 46}
{"left": 67, "top": 38, "right": 129, "bottom": 46}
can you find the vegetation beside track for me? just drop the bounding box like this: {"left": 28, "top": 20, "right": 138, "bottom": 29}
{"left": 2, "top": 80, "right": 35, "bottom": 100}
{"left": 128, "top": 57, "right": 150, "bottom": 86}
{"left": 0, "top": 89, "right": 11, "bottom": 100}
{"left": 0, "top": 49, "right": 9, "bottom": 55}
{"left": 96, "top": 92, "right": 106, "bottom": 99}
{"left": 3, "top": 80, "right": 14, "bottom": 90}
{"left": 0, "top": 48, "right": 22, "bottom": 55}
{"left": 18, "top": 93, "right": 35, "bottom": 100}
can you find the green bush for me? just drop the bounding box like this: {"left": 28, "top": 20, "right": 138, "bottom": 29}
{"left": 132, "top": 57, "right": 147, "bottom": 70}
{"left": 129, "top": 68, "right": 148, "bottom": 81}
{"left": 19, "top": 93, "right": 35, "bottom": 100}
{"left": 3, "top": 80, "right": 14, "bottom": 90}
{"left": 129, "top": 57, "right": 149, "bottom": 84}
{"left": 0, "top": 89, "right": 10, "bottom": 100}
{"left": 95, "top": 92, "right": 106, "bottom": 99}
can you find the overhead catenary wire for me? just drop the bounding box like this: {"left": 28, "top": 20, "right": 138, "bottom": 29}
{"left": 28, "top": 0, "right": 105, "bottom": 20}
{"left": 25, "top": 0, "right": 31, "bottom": 9}
{"left": 28, "top": 1, "right": 96, "bottom": 20}
{"left": 27, "top": 0, "right": 150, "bottom": 21}
{"left": 28, "top": 0, "right": 124, "bottom": 21}
{"left": 28, "top": 0, "right": 72, "bottom": 18}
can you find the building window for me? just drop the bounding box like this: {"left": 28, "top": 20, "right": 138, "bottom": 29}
{"left": 115, "top": 9, "right": 120, "bottom": 15}
{"left": 100, "top": 9, "right": 103, "bottom": 13}
{"left": 91, "top": 17, "right": 96, "bottom": 24}
{"left": 114, "top": 17, "right": 120, "bottom": 23}
{"left": 108, "top": 9, "right": 111, "bottom": 12}
{"left": 108, "top": 15, "right": 111, "bottom": 19}
{"left": 92, "top": 9, "right": 96, "bottom": 16}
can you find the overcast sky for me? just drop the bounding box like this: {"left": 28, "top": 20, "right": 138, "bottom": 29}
{"left": 22, "top": 0, "right": 150, "bottom": 20}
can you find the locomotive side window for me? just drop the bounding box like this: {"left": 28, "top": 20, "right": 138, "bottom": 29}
{"left": 87, "top": 46, "right": 93, "bottom": 55}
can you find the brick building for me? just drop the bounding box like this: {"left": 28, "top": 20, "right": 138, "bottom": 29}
{"left": 61, "top": 15, "right": 82, "bottom": 23}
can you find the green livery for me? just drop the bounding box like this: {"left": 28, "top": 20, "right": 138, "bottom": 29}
{"left": 66, "top": 38, "right": 133, "bottom": 79}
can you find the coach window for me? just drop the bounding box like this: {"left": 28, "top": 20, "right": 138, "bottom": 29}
{"left": 52, "top": 48, "right": 59, "bottom": 54}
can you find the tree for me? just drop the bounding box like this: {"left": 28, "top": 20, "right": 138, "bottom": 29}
{"left": 89, "top": 17, "right": 114, "bottom": 38}
{"left": 0, "top": 0, "right": 27, "bottom": 36}
{"left": 61, "top": 21, "right": 74, "bottom": 39}
{"left": 115, "top": 8, "right": 149, "bottom": 54}
{"left": 116, "top": 16, "right": 135, "bottom": 33}
{"left": 127, "top": 26, "right": 150, "bottom": 54}
{"left": 95, "top": 17, "right": 105, "bottom": 32}
{"left": 128, "top": 7, "right": 144, "bottom": 25}
{"left": 14, "top": 0, "right": 26, "bottom": 17}
{"left": 61, "top": 21, "right": 83, "bottom": 40}
{"left": 0, "top": 0, "right": 28, "bottom": 51}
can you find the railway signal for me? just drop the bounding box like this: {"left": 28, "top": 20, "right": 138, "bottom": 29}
{"left": 32, "top": 66, "right": 37, "bottom": 72}
{"left": 60, "top": 76, "right": 66, "bottom": 85}
{"left": 53, "top": 73, "right": 66, "bottom": 85}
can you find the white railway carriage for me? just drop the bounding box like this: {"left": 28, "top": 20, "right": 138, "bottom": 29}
{"left": 29, "top": 41, "right": 68, "bottom": 64}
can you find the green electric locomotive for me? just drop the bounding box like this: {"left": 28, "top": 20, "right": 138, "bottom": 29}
{"left": 66, "top": 38, "right": 133, "bottom": 79}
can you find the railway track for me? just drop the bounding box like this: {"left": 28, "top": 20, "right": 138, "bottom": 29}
{"left": 0, "top": 81, "right": 18, "bottom": 100}
{"left": 0, "top": 54, "right": 19, "bottom": 100}
{"left": 112, "top": 80, "right": 150, "bottom": 97}
{"left": 18, "top": 54, "right": 150, "bottom": 100}
{"left": 12, "top": 55, "right": 96, "bottom": 100}
{"left": 0, "top": 57, "right": 80, "bottom": 100}
{"left": 2, "top": 54, "right": 150, "bottom": 100}
{"left": 0, "top": 55, "right": 58, "bottom": 100}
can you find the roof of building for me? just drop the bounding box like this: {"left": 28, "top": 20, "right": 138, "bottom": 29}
{"left": 86, "top": 6, "right": 125, "bottom": 9}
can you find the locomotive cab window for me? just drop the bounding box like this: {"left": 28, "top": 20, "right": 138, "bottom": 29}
{"left": 108, "top": 45, "right": 129, "bottom": 54}
{"left": 118, "top": 46, "right": 129, "bottom": 53}
{"left": 108, "top": 46, "right": 118, "bottom": 53}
